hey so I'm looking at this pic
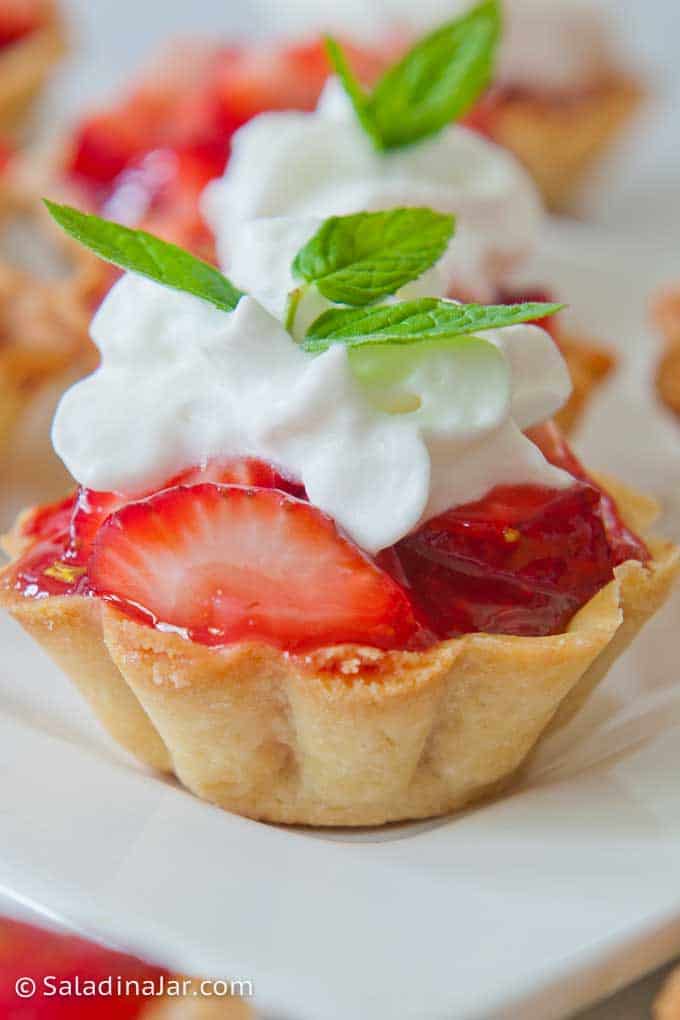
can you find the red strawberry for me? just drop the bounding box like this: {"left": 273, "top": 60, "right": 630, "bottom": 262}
{"left": 168, "top": 456, "right": 305, "bottom": 497}
{"left": 0, "top": 0, "right": 45, "bottom": 48}
{"left": 527, "top": 421, "right": 649, "bottom": 565}
{"left": 213, "top": 37, "right": 394, "bottom": 134}
{"left": 391, "top": 482, "right": 616, "bottom": 638}
{"left": 90, "top": 484, "right": 421, "bottom": 651}
{"left": 0, "top": 917, "right": 166, "bottom": 1018}
{"left": 69, "top": 459, "right": 305, "bottom": 563}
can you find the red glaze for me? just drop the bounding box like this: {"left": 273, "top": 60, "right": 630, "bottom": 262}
{"left": 389, "top": 482, "right": 615, "bottom": 638}
{"left": 8, "top": 432, "right": 647, "bottom": 648}
{"left": 0, "top": 917, "right": 166, "bottom": 1018}
{"left": 528, "top": 420, "right": 649, "bottom": 565}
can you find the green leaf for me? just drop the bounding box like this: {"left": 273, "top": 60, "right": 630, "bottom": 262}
{"left": 330, "top": 1, "right": 501, "bottom": 151}
{"left": 291, "top": 208, "right": 455, "bottom": 306}
{"left": 368, "top": 1, "right": 501, "bottom": 149}
{"left": 43, "top": 200, "right": 244, "bottom": 313}
{"left": 302, "top": 298, "right": 564, "bottom": 352}
{"left": 324, "top": 36, "right": 383, "bottom": 148}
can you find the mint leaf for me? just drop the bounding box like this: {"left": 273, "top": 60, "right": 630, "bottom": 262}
{"left": 44, "top": 200, "right": 244, "bottom": 313}
{"left": 302, "top": 299, "right": 564, "bottom": 352}
{"left": 369, "top": 1, "right": 501, "bottom": 149}
{"left": 292, "top": 208, "right": 454, "bottom": 306}
{"left": 331, "top": 1, "right": 501, "bottom": 151}
{"left": 325, "top": 36, "right": 382, "bottom": 148}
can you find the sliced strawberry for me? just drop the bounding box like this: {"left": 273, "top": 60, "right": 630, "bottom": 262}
{"left": 90, "top": 484, "right": 421, "bottom": 651}
{"left": 67, "top": 487, "right": 125, "bottom": 563}
{"left": 69, "top": 458, "right": 304, "bottom": 562}
{"left": 527, "top": 420, "right": 649, "bottom": 565}
{"left": 392, "top": 482, "right": 616, "bottom": 638}
{"left": 0, "top": 0, "right": 47, "bottom": 48}
{"left": 168, "top": 456, "right": 305, "bottom": 497}
{"left": 0, "top": 917, "right": 166, "bottom": 1018}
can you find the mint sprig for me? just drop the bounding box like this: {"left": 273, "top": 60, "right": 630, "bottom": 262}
{"left": 44, "top": 200, "right": 244, "bottom": 313}
{"left": 292, "top": 208, "right": 454, "bottom": 307}
{"left": 302, "top": 299, "right": 564, "bottom": 352}
{"left": 326, "top": 0, "right": 501, "bottom": 151}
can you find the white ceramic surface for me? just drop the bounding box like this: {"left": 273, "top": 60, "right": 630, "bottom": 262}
{"left": 1, "top": 224, "right": 680, "bottom": 1020}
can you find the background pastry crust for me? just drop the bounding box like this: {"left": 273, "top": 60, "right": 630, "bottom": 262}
{"left": 0, "top": 1, "right": 64, "bottom": 139}
{"left": 490, "top": 75, "right": 644, "bottom": 211}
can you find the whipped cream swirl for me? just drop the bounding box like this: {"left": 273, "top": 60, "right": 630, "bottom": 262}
{"left": 202, "top": 78, "right": 543, "bottom": 302}
{"left": 52, "top": 274, "right": 571, "bottom": 553}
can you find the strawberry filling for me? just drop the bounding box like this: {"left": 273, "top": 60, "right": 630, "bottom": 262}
{"left": 7, "top": 430, "right": 648, "bottom": 652}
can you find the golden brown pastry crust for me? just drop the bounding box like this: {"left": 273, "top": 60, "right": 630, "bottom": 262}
{"left": 653, "top": 286, "right": 680, "bottom": 420}
{"left": 143, "top": 981, "right": 253, "bottom": 1019}
{"left": 555, "top": 330, "right": 615, "bottom": 434}
{"left": 0, "top": 2, "right": 64, "bottom": 139}
{"left": 489, "top": 75, "right": 644, "bottom": 211}
{"left": 2, "top": 477, "right": 676, "bottom": 826}
{"left": 656, "top": 966, "right": 680, "bottom": 1020}
{"left": 0, "top": 183, "right": 97, "bottom": 454}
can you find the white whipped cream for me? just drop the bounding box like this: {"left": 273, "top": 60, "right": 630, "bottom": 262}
{"left": 52, "top": 274, "right": 571, "bottom": 553}
{"left": 202, "top": 78, "right": 543, "bottom": 302}
{"left": 252, "top": 0, "right": 614, "bottom": 93}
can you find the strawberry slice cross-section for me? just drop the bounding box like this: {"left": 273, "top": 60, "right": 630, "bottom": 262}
{"left": 90, "top": 484, "right": 422, "bottom": 652}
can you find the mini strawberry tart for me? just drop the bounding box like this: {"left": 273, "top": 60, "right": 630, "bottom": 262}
{"left": 431, "top": 0, "right": 643, "bottom": 210}
{"left": 653, "top": 285, "right": 680, "bottom": 421}
{"left": 0, "top": 201, "right": 676, "bottom": 826}
{"left": 0, "top": 1, "right": 64, "bottom": 139}
{"left": 264, "top": 0, "right": 644, "bottom": 209}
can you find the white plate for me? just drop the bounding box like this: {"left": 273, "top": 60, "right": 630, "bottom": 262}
{"left": 2, "top": 223, "right": 680, "bottom": 1020}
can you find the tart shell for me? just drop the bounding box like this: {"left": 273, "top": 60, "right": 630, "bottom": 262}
{"left": 0, "top": 2, "right": 65, "bottom": 139}
{"left": 656, "top": 965, "right": 680, "bottom": 1020}
{"left": 1, "top": 477, "right": 677, "bottom": 827}
{"left": 554, "top": 330, "right": 615, "bottom": 435}
{"left": 653, "top": 286, "right": 680, "bottom": 420}
{"left": 489, "top": 75, "right": 644, "bottom": 211}
{"left": 143, "top": 982, "right": 252, "bottom": 1019}
{"left": 0, "top": 183, "right": 96, "bottom": 455}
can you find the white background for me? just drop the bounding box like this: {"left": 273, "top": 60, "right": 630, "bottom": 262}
{"left": 14, "top": 2, "right": 680, "bottom": 1018}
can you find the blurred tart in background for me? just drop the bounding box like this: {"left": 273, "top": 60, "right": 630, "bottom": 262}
{"left": 0, "top": 0, "right": 65, "bottom": 140}
{"left": 463, "top": 0, "right": 644, "bottom": 210}
{"left": 0, "top": 183, "right": 93, "bottom": 456}
{"left": 653, "top": 285, "right": 680, "bottom": 420}
{"left": 251, "top": 0, "right": 644, "bottom": 211}
{"left": 50, "top": 12, "right": 614, "bottom": 434}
